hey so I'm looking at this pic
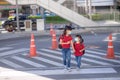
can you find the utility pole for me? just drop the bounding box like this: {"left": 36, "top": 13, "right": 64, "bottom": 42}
{"left": 114, "top": 0, "right": 117, "bottom": 21}
{"left": 88, "top": 0, "right": 92, "bottom": 20}
{"left": 85, "top": 0, "right": 88, "bottom": 15}
{"left": 73, "top": 0, "right": 77, "bottom": 12}
{"left": 16, "top": 0, "right": 20, "bottom": 31}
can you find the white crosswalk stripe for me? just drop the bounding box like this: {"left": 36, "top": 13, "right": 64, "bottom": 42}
{"left": 34, "top": 56, "right": 63, "bottom": 66}
{"left": 40, "top": 49, "right": 110, "bottom": 65}
{"left": 0, "top": 48, "right": 28, "bottom": 57}
{"left": 62, "top": 77, "right": 120, "bottom": 80}
{"left": 27, "top": 68, "right": 116, "bottom": 75}
{"left": 38, "top": 51, "right": 89, "bottom": 66}
{"left": 22, "top": 52, "right": 63, "bottom": 66}
{"left": 86, "top": 50, "right": 120, "bottom": 64}
{"left": 11, "top": 56, "right": 45, "bottom": 67}
{"left": 0, "top": 47, "right": 12, "bottom": 51}
{"left": 0, "top": 59, "right": 24, "bottom": 68}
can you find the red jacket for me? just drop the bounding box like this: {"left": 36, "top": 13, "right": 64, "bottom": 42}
{"left": 74, "top": 42, "right": 85, "bottom": 56}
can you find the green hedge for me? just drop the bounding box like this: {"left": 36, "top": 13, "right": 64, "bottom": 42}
{"left": 28, "top": 14, "right": 120, "bottom": 23}
{"left": 91, "top": 13, "right": 120, "bottom": 21}
{"left": 45, "top": 16, "right": 69, "bottom": 23}
{"left": 28, "top": 16, "right": 69, "bottom": 23}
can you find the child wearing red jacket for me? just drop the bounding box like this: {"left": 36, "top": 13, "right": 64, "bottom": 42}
{"left": 74, "top": 35, "right": 85, "bottom": 70}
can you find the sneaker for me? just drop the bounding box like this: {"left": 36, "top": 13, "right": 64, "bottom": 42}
{"left": 67, "top": 68, "right": 72, "bottom": 72}
{"left": 63, "top": 65, "right": 67, "bottom": 71}
{"left": 76, "top": 67, "right": 80, "bottom": 71}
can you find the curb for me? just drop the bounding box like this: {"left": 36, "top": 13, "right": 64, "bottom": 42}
{"left": 0, "top": 28, "right": 120, "bottom": 41}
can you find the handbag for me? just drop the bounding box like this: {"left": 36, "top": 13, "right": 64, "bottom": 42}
{"left": 58, "top": 44, "right": 62, "bottom": 49}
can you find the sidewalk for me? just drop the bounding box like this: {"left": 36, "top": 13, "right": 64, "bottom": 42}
{"left": 0, "top": 66, "right": 120, "bottom": 80}
{"left": 0, "top": 67, "right": 54, "bottom": 80}
{"left": 0, "top": 29, "right": 91, "bottom": 40}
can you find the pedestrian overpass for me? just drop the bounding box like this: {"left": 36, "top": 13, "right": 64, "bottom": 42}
{"left": 57, "top": 0, "right": 66, "bottom": 4}
{"left": 5, "top": 0, "right": 98, "bottom": 27}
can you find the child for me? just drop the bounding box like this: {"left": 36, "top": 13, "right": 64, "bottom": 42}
{"left": 73, "top": 35, "right": 85, "bottom": 70}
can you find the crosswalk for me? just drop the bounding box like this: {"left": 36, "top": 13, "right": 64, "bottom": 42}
{"left": 0, "top": 47, "right": 120, "bottom": 79}
{"left": 0, "top": 47, "right": 120, "bottom": 69}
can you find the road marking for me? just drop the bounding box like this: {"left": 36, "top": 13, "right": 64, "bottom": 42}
{"left": 38, "top": 51, "right": 88, "bottom": 66}
{"left": 90, "top": 48, "right": 120, "bottom": 55}
{"left": 11, "top": 56, "right": 45, "bottom": 67}
{"left": 0, "top": 59, "right": 24, "bottom": 68}
{"left": 27, "top": 68, "right": 116, "bottom": 75}
{"left": 40, "top": 49, "right": 90, "bottom": 66}
{"left": 7, "top": 43, "right": 22, "bottom": 46}
{"left": 84, "top": 53, "right": 111, "bottom": 65}
{"left": 33, "top": 55, "right": 63, "bottom": 66}
{"left": 0, "top": 48, "right": 28, "bottom": 57}
{"left": 0, "top": 47, "right": 12, "bottom": 51}
{"left": 41, "top": 49, "right": 110, "bottom": 65}
{"left": 86, "top": 50, "right": 120, "bottom": 64}
{"left": 62, "top": 77, "right": 120, "bottom": 80}
{"left": 22, "top": 52, "right": 63, "bottom": 66}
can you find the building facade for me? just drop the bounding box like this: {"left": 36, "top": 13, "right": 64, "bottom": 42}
{"left": 0, "top": 0, "right": 120, "bottom": 18}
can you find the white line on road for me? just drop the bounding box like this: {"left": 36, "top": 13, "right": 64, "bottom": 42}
{"left": 86, "top": 50, "right": 120, "bottom": 64}
{"left": 0, "top": 47, "right": 12, "bottom": 51}
{"left": 11, "top": 56, "right": 45, "bottom": 67}
{"left": 27, "top": 68, "right": 116, "bottom": 75}
{"left": 41, "top": 49, "right": 110, "bottom": 65}
{"left": 0, "top": 59, "right": 24, "bottom": 68}
{"left": 34, "top": 55, "right": 63, "bottom": 66}
{"left": 40, "top": 49, "right": 90, "bottom": 66}
{"left": 62, "top": 77, "right": 120, "bottom": 80}
{"left": 0, "top": 48, "right": 28, "bottom": 57}
{"left": 22, "top": 52, "right": 63, "bottom": 66}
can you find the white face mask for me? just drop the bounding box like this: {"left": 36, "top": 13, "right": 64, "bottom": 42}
{"left": 74, "top": 37, "right": 79, "bottom": 42}
{"left": 68, "top": 31, "right": 72, "bottom": 35}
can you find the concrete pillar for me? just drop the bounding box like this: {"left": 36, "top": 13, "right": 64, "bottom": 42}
{"left": 88, "top": 0, "right": 92, "bottom": 20}
{"left": 40, "top": 7, "right": 45, "bottom": 19}
{"left": 32, "top": 9, "right": 37, "bottom": 15}
{"left": 93, "top": 6, "right": 96, "bottom": 13}
{"left": 85, "top": 0, "right": 88, "bottom": 14}
{"left": 110, "top": 6, "right": 113, "bottom": 14}
{"left": 37, "top": 19, "right": 44, "bottom": 31}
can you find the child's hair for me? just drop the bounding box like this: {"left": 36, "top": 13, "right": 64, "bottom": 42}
{"left": 76, "top": 34, "right": 84, "bottom": 43}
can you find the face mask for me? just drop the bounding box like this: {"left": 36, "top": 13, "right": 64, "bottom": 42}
{"left": 68, "top": 31, "right": 72, "bottom": 35}
{"left": 74, "top": 37, "right": 79, "bottom": 42}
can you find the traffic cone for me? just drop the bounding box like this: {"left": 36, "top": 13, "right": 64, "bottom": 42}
{"left": 106, "top": 34, "right": 115, "bottom": 59}
{"left": 29, "top": 33, "right": 37, "bottom": 57}
{"left": 50, "top": 24, "right": 53, "bottom": 35}
{"left": 51, "top": 30, "right": 58, "bottom": 49}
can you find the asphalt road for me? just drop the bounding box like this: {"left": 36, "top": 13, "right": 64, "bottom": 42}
{"left": 0, "top": 32, "right": 120, "bottom": 80}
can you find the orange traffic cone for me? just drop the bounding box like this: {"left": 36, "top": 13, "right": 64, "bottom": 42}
{"left": 29, "top": 33, "right": 37, "bottom": 57}
{"left": 50, "top": 24, "right": 53, "bottom": 35}
{"left": 106, "top": 34, "right": 115, "bottom": 59}
{"left": 51, "top": 30, "right": 58, "bottom": 49}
